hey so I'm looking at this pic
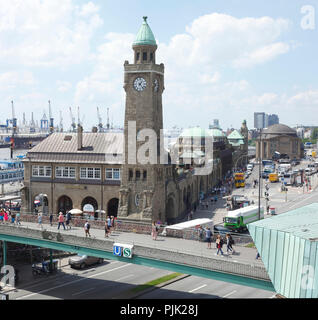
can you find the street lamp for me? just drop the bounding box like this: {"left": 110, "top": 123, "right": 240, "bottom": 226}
{"left": 258, "top": 128, "right": 262, "bottom": 220}
{"left": 27, "top": 155, "right": 33, "bottom": 213}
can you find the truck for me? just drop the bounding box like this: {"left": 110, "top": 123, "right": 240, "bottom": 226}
{"left": 223, "top": 195, "right": 251, "bottom": 210}
{"left": 223, "top": 205, "right": 264, "bottom": 232}
{"left": 282, "top": 172, "right": 296, "bottom": 185}
{"left": 234, "top": 172, "right": 245, "bottom": 188}
{"left": 278, "top": 163, "right": 291, "bottom": 172}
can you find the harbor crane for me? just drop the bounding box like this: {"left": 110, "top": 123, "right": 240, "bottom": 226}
{"left": 97, "top": 107, "right": 103, "bottom": 132}
{"left": 48, "top": 100, "right": 54, "bottom": 134}
{"left": 59, "top": 110, "right": 63, "bottom": 132}
{"left": 11, "top": 100, "right": 17, "bottom": 135}
{"left": 69, "top": 107, "right": 76, "bottom": 132}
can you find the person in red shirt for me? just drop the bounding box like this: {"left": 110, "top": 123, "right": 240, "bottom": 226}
{"left": 58, "top": 212, "right": 66, "bottom": 230}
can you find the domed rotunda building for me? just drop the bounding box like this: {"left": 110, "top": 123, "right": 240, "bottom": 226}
{"left": 256, "top": 123, "right": 303, "bottom": 160}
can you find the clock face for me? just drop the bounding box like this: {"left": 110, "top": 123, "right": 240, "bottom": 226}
{"left": 154, "top": 79, "right": 159, "bottom": 92}
{"left": 134, "top": 77, "right": 147, "bottom": 91}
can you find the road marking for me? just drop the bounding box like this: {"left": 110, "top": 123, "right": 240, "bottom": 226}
{"left": 289, "top": 193, "right": 317, "bottom": 209}
{"left": 72, "top": 287, "right": 95, "bottom": 296}
{"left": 223, "top": 290, "right": 237, "bottom": 298}
{"left": 16, "top": 263, "right": 131, "bottom": 300}
{"left": 114, "top": 274, "right": 134, "bottom": 282}
{"left": 18, "top": 260, "right": 119, "bottom": 291}
{"left": 188, "top": 284, "right": 207, "bottom": 293}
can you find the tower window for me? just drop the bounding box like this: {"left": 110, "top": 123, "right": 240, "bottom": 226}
{"left": 150, "top": 52, "right": 153, "bottom": 61}
{"left": 143, "top": 170, "right": 147, "bottom": 180}
{"left": 136, "top": 52, "right": 140, "bottom": 61}
{"left": 143, "top": 52, "right": 147, "bottom": 61}
{"left": 136, "top": 170, "right": 140, "bottom": 180}
{"left": 129, "top": 169, "right": 133, "bottom": 181}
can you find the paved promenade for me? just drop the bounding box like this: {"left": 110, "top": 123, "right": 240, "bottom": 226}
{"left": 3, "top": 220, "right": 263, "bottom": 266}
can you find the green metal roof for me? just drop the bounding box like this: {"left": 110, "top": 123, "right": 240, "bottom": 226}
{"left": 227, "top": 129, "right": 244, "bottom": 140}
{"left": 133, "top": 16, "right": 157, "bottom": 46}
{"left": 249, "top": 203, "right": 318, "bottom": 241}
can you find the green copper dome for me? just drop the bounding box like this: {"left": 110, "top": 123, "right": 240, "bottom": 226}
{"left": 133, "top": 16, "right": 157, "bottom": 46}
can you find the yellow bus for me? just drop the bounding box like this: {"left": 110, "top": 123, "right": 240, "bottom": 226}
{"left": 234, "top": 172, "right": 245, "bottom": 188}
{"left": 269, "top": 173, "right": 279, "bottom": 182}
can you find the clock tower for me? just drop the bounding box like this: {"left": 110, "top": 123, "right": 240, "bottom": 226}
{"left": 118, "top": 17, "right": 166, "bottom": 222}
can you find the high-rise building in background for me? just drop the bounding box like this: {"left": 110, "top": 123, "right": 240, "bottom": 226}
{"left": 209, "top": 119, "right": 220, "bottom": 129}
{"left": 254, "top": 112, "right": 265, "bottom": 129}
{"left": 254, "top": 112, "right": 279, "bottom": 129}
{"left": 268, "top": 114, "right": 279, "bottom": 126}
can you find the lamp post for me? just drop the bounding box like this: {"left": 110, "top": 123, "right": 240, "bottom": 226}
{"left": 27, "top": 155, "right": 32, "bottom": 213}
{"left": 258, "top": 128, "right": 262, "bottom": 220}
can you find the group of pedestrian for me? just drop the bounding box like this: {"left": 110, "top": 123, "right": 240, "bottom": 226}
{"left": 0, "top": 208, "right": 21, "bottom": 225}
{"left": 104, "top": 215, "right": 114, "bottom": 237}
{"left": 202, "top": 227, "right": 236, "bottom": 256}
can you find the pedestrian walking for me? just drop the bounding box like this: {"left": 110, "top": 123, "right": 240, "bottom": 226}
{"left": 215, "top": 235, "right": 224, "bottom": 256}
{"left": 151, "top": 221, "right": 158, "bottom": 240}
{"left": 106, "top": 216, "right": 112, "bottom": 235}
{"left": 104, "top": 220, "right": 109, "bottom": 237}
{"left": 0, "top": 210, "right": 4, "bottom": 223}
{"left": 198, "top": 226, "right": 204, "bottom": 242}
{"left": 57, "top": 212, "right": 66, "bottom": 230}
{"left": 110, "top": 216, "right": 114, "bottom": 228}
{"left": 84, "top": 220, "right": 91, "bottom": 237}
{"left": 16, "top": 212, "right": 21, "bottom": 225}
{"left": 11, "top": 212, "right": 16, "bottom": 224}
{"left": 49, "top": 213, "right": 53, "bottom": 226}
{"left": 226, "top": 233, "right": 235, "bottom": 254}
{"left": 204, "top": 227, "right": 212, "bottom": 249}
{"left": 38, "top": 212, "right": 43, "bottom": 229}
{"left": 256, "top": 251, "right": 260, "bottom": 260}
{"left": 4, "top": 210, "right": 8, "bottom": 223}
{"left": 65, "top": 211, "right": 72, "bottom": 230}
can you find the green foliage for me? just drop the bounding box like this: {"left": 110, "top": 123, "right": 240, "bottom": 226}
{"left": 311, "top": 128, "right": 318, "bottom": 141}
{"left": 130, "top": 273, "right": 182, "bottom": 293}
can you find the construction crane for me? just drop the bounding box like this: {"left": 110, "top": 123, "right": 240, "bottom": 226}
{"left": 97, "top": 107, "right": 103, "bottom": 132}
{"left": 48, "top": 100, "right": 54, "bottom": 134}
{"left": 69, "top": 107, "right": 76, "bottom": 132}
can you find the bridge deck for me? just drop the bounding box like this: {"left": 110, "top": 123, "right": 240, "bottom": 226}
{"left": 0, "top": 221, "right": 274, "bottom": 291}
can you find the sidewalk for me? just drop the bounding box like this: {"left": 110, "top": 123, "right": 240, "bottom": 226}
{"left": 3, "top": 221, "right": 263, "bottom": 266}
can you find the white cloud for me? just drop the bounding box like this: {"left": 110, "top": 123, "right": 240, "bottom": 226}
{"left": 70, "top": 12, "right": 294, "bottom": 129}
{"left": 0, "top": 0, "right": 103, "bottom": 67}
{"left": 0, "top": 71, "right": 35, "bottom": 89}
{"left": 57, "top": 80, "right": 72, "bottom": 92}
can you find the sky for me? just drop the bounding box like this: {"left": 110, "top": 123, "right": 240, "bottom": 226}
{"left": 0, "top": 0, "right": 317, "bottom": 132}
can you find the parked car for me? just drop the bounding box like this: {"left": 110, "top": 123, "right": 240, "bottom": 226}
{"left": 214, "top": 224, "right": 235, "bottom": 235}
{"left": 247, "top": 164, "right": 254, "bottom": 171}
{"left": 68, "top": 254, "right": 104, "bottom": 269}
{"left": 262, "top": 171, "right": 269, "bottom": 179}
